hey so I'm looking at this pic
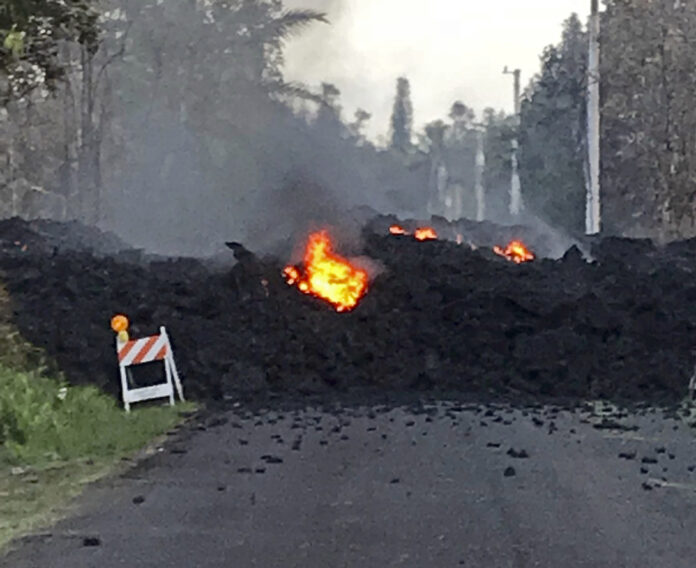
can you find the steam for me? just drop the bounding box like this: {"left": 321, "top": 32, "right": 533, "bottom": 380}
{"left": 95, "top": 0, "right": 584, "bottom": 263}
{"left": 516, "top": 209, "right": 588, "bottom": 260}
{"left": 351, "top": 255, "right": 385, "bottom": 281}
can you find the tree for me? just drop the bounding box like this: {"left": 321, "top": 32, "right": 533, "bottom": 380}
{"left": 0, "top": 0, "right": 433, "bottom": 249}
{"left": 481, "top": 108, "right": 516, "bottom": 219}
{"left": 0, "top": 0, "right": 99, "bottom": 101}
{"left": 315, "top": 82, "right": 342, "bottom": 128}
{"left": 449, "top": 101, "right": 475, "bottom": 131}
{"left": 0, "top": 0, "right": 330, "bottom": 228}
{"left": 440, "top": 102, "right": 477, "bottom": 218}
{"left": 519, "top": 3, "right": 696, "bottom": 239}
{"left": 518, "top": 13, "right": 587, "bottom": 234}
{"left": 389, "top": 76, "right": 414, "bottom": 152}
{"left": 424, "top": 119, "right": 448, "bottom": 214}
{"left": 600, "top": 0, "right": 696, "bottom": 238}
{"left": 348, "top": 108, "right": 371, "bottom": 142}
{"left": 94, "top": 0, "right": 329, "bottom": 231}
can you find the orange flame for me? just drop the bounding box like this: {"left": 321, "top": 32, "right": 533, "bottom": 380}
{"left": 389, "top": 225, "right": 408, "bottom": 235}
{"left": 493, "top": 240, "right": 535, "bottom": 263}
{"left": 414, "top": 227, "right": 438, "bottom": 241}
{"left": 387, "top": 225, "right": 438, "bottom": 241}
{"left": 283, "top": 231, "right": 368, "bottom": 312}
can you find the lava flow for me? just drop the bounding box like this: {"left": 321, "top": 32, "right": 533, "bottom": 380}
{"left": 388, "top": 225, "right": 438, "bottom": 240}
{"left": 389, "top": 225, "right": 408, "bottom": 235}
{"left": 493, "top": 240, "right": 535, "bottom": 263}
{"left": 283, "top": 231, "right": 368, "bottom": 312}
{"left": 414, "top": 227, "right": 438, "bottom": 241}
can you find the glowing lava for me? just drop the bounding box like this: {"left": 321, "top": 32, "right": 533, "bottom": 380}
{"left": 414, "top": 227, "right": 438, "bottom": 241}
{"left": 283, "top": 231, "right": 368, "bottom": 312}
{"left": 493, "top": 240, "right": 535, "bottom": 264}
{"left": 389, "top": 225, "right": 408, "bottom": 235}
{"left": 389, "top": 225, "right": 438, "bottom": 240}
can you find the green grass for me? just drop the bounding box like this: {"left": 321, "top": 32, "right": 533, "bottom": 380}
{"left": 0, "top": 365, "right": 193, "bottom": 464}
{"left": 0, "top": 366, "right": 196, "bottom": 551}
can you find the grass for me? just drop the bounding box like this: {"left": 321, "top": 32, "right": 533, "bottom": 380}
{"left": 0, "top": 365, "right": 196, "bottom": 550}
{"left": 0, "top": 365, "right": 193, "bottom": 464}
{"left": 0, "top": 284, "right": 196, "bottom": 550}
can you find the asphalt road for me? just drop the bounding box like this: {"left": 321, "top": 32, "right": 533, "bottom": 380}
{"left": 3, "top": 396, "right": 696, "bottom": 567}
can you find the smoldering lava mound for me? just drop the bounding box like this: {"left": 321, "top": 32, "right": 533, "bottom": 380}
{"left": 1, "top": 215, "right": 694, "bottom": 404}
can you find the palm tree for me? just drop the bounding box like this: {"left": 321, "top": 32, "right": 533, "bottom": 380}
{"left": 204, "top": 1, "right": 328, "bottom": 101}
{"left": 425, "top": 120, "right": 449, "bottom": 215}
{"left": 254, "top": 6, "right": 329, "bottom": 101}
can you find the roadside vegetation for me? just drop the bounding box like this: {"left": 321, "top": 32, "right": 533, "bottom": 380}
{"left": 0, "top": 286, "right": 194, "bottom": 550}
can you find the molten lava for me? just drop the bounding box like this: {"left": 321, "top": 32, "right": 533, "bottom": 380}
{"left": 389, "top": 225, "right": 408, "bottom": 235}
{"left": 283, "top": 231, "right": 368, "bottom": 312}
{"left": 387, "top": 225, "right": 438, "bottom": 241}
{"left": 414, "top": 227, "right": 438, "bottom": 241}
{"left": 493, "top": 240, "right": 535, "bottom": 264}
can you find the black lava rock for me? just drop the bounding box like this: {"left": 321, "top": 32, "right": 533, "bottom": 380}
{"left": 2, "top": 217, "right": 696, "bottom": 406}
{"left": 507, "top": 448, "right": 530, "bottom": 459}
{"left": 261, "top": 455, "right": 283, "bottom": 464}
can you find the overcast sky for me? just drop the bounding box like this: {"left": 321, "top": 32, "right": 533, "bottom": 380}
{"left": 283, "top": 0, "right": 591, "bottom": 141}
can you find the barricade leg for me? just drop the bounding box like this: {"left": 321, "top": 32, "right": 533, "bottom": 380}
{"left": 169, "top": 355, "right": 185, "bottom": 402}
{"left": 161, "top": 327, "right": 185, "bottom": 402}
{"left": 119, "top": 366, "right": 131, "bottom": 412}
{"left": 164, "top": 356, "right": 175, "bottom": 406}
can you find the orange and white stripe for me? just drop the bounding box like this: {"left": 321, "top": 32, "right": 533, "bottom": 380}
{"left": 118, "top": 334, "right": 168, "bottom": 366}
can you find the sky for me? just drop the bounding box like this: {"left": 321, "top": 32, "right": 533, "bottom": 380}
{"left": 282, "top": 0, "right": 592, "bottom": 141}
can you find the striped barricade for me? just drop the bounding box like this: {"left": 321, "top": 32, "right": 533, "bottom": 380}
{"left": 117, "top": 326, "right": 184, "bottom": 412}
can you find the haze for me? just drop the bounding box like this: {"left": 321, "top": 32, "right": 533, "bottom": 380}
{"left": 283, "top": 0, "right": 592, "bottom": 141}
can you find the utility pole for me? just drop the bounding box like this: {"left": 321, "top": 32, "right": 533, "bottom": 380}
{"left": 586, "top": 0, "right": 601, "bottom": 234}
{"left": 503, "top": 66, "right": 522, "bottom": 216}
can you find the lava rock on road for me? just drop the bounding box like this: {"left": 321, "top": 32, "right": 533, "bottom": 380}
{"left": 0, "top": 217, "right": 695, "bottom": 404}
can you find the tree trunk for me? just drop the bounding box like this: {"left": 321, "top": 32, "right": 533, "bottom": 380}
{"left": 79, "top": 45, "right": 98, "bottom": 225}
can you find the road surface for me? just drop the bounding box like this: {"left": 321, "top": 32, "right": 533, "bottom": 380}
{"left": 2, "top": 395, "right": 696, "bottom": 567}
